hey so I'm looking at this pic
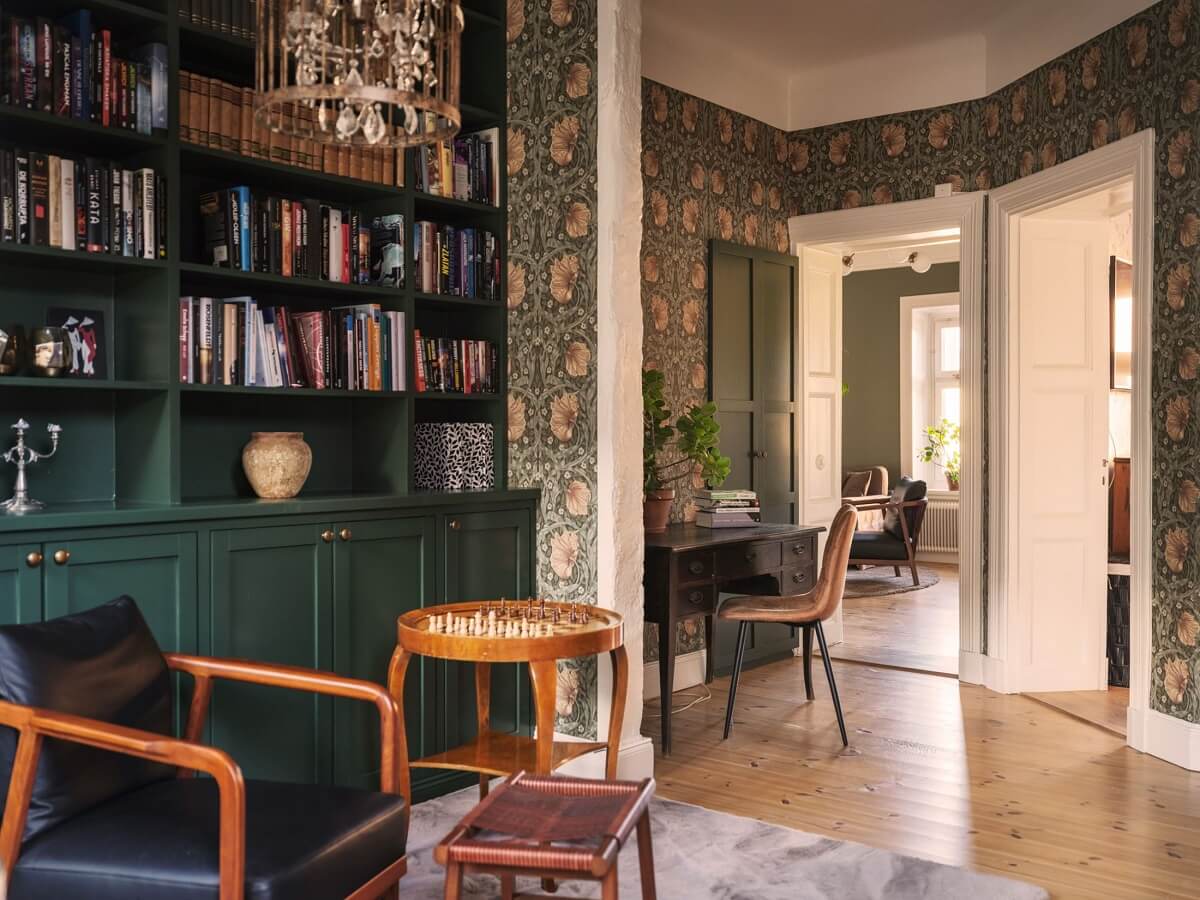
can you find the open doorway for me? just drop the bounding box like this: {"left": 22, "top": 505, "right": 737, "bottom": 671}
{"left": 815, "top": 230, "right": 962, "bottom": 677}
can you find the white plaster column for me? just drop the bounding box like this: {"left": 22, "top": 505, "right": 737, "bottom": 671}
{"left": 594, "top": 0, "right": 651, "bottom": 776}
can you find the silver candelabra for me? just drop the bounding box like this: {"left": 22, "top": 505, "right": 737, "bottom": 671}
{"left": 2, "top": 419, "right": 62, "bottom": 514}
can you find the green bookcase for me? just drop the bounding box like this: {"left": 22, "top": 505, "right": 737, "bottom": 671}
{"left": 0, "top": 0, "right": 531, "bottom": 800}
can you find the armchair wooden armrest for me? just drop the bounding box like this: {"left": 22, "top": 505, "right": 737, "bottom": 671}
{"left": 0, "top": 699, "right": 246, "bottom": 899}
{"left": 165, "top": 654, "right": 409, "bottom": 803}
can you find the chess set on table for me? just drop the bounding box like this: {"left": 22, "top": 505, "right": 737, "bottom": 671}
{"left": 422, "top": 598, "right": 593, "bottom": 638}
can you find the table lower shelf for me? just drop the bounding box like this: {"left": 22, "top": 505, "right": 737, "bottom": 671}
{"left": 411, "top": 731, "right": 608, "bottom": 777}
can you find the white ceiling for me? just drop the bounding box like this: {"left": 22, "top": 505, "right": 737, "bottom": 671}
{"left": 642, "top": 0, "right": 1158, "bottom": 131}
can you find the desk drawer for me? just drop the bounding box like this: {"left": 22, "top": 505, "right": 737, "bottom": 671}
{"left": 676, "top": 549, "right": 715, "bottom": 582}
{"left": 781, "top": 564, "right": 816, "bottom": 594}
{"left": 673, "top": 583, "right": 716, "bottom": 616}
{"left": 716, "top": 540, "right": 782, "bottom": 577}
{"left": 786, "top": 537, "right": 816, "bottom": 564}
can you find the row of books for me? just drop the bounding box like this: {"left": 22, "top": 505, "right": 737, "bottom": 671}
{"left": 180, "top": 72, "right": 404, "bottom": 186}
{"left": 1, "top": 150, "right": 163, "bottom": 257}
{"left": 2, "top": 11, "right": 166, "bottom": 135}
{"left": 695, "top": 489, "right": 761, "bottom": 529}
{"left": 412, "top": 221, "right": 501, "bottom": 301}
{"left": 178, "top": 0, "right": 257, "bottom": 41}
{"left": 179, "top": 297, "right": 408, "bottom": 392}
{"left": 199, "top": 189, "right": 404, "bottom": 286}
{"left": 414, "top": 130, "right": 500, "bottom": 206}
{"left": 412, "top": 331, "right": 498, "bottom": 394}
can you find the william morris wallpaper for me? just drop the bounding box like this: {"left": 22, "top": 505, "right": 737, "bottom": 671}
{"left": 640, "top": 0, "right": 1200, "bottom": 721}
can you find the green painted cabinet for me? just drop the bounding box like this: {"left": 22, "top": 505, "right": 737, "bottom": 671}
{"left": 331, "top": 516, "right": 435, "bottom": 790}
{"left": 0, "top": 544, "right": 42, "bottom": 625}
{"left": 209, "top": 523, "right": 334, "bottom": 784}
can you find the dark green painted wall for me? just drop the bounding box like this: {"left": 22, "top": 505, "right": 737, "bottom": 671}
{"left": 842, "top": 262, "right": 959, "bottom": 486}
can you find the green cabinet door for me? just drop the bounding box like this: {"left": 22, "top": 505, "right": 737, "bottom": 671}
{"left": 210, "top": 524, "right": 333, "bottom": 785}
{"left": 331, "top": 516, "right": 434, "bottom": 790}
{"left": 442, "top": 509, "right": 534, "bottom": 749}
{"left": 42, "top": 533, "right": 199, "bottom": 655}
{"left": 0, "top": 544, "right": 43, "bottom": 625}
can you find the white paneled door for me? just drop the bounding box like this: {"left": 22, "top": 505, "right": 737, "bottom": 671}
{"left": 1015, "top": 217, "right": 1110, "bottom": 691}
{"left": 798, "top": 247, "right": 844, "bottom": 642}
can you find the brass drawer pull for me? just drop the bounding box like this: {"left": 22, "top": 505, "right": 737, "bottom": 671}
{"left": 792, "top": 543, "right": 806, "bottom": 555}
{"left": 791, "top": 571, "right": 807, "bottom": 585}
{"left": 339, "top": 528, "right": 352, "bottom": 542}
{"left": 321, "top": 530, "right": 335, "bottom": 543}
{"left": 53, "top": 549, "right": 70, "bottom": 566}
{"left": 688, "top": 560, "right": 704, "bottom": 575}
{"left": 25, "top": 551, "right": 42, "bottom": 568}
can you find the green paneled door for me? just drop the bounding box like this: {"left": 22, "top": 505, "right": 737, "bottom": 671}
{"left": 42, "top": 533, "right": 199, "bottom": 654}
{"left": 210, "top": 524, "right": 333, "bottom": 785}
{"left": 442, "top": 509, "right": 533, "bottom": 747}
{"left": 331, "top": 515, "right": 435, "bottom": 790}
{"left": 0, "top": 544, "right": 43, "bottom": 625}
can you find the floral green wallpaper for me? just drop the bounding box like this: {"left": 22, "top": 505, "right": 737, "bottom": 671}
{"left": 641, "top": 0, "right": 1200, "bottom": 721}
{"left": 507, "top": 0, "right": 599, "bottom": 737}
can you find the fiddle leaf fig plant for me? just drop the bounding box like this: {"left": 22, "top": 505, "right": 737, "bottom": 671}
{"left": 918, "top": 418, "right": 961, "bottom": 486}
{"left": 643, "top": 369, "right": 731, "bottom": 492}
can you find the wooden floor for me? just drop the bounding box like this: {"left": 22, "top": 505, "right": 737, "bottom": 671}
{"left": 1026, "top": 688, "right": 1130, "bottom": 737}
{"left": 827, "top": 562, "right": 959, "bottom": 676}
{"left": 645, "top": 656, "right": 1200, "bottom": 899}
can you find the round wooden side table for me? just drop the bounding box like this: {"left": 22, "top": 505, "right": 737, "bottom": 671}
{"left": 387, "top": 599, "right": 628, "bottom": 800}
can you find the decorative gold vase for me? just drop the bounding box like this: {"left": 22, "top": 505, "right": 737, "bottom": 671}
{"left": 241, "top": 432, "right": 312, "bottom": 499}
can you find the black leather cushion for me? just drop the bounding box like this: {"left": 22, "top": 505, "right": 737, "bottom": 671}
{"left": 849, "top": 531, "right": 910, "bottom": 561}
{"left": 9, "top": 778, "right": 409, "bottom": 900}
{"left": 882, "top": 477, "right": 927, "bottom": 541}
{"left": 0, "top": 596, "right": 173, "bottom": 843}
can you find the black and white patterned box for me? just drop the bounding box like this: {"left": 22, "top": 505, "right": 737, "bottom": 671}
{"left": 413, "top": 423, "right": 495, "bottom": 491}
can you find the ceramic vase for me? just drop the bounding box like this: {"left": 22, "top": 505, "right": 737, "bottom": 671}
{"left": 242, "top": 432, "right": 312, "bottom": 499}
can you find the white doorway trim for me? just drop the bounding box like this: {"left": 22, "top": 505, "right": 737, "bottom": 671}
{"left": 789, "top": 193, "right": 986, "bottom": 670}
{"left": 987, "top": 130, "right": 1158, "bottom": 755}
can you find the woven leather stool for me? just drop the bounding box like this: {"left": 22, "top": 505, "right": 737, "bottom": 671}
{"left": 434, "top": 771, "right": 657, "bottom": 900}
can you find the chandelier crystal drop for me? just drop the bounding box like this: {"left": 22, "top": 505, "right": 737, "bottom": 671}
{"left": 256, "top": 0, "right": 463, "bottom": 147}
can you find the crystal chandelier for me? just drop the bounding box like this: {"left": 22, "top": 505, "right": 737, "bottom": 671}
{"left": 255, "top": 0, "right": 463, "bottom": 147}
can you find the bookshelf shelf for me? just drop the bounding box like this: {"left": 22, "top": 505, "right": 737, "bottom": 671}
{"left": 415, "top": 392, "right": 502, "bottom": 402}
{"left": 414, "top": 292, "right": 504, "bottom": 310}
{"left": 0, "top": 377, "right": 168, "bottom": 391}
{"left": 414, "top": 192, "right": 503, "bottom": 217}
{"left": 179, "top": 383, "right": 411, "bottom": 399}
{"left": 0, "top": 242, "right": 168, "bottom": 273}
{"left": 0, "top": 106, "right": 166, "bottom": 155}
{"left": 179, "top": 261, "right": 408, "bottom": 300}
{"left": 178, "top": 144, "right": 404, "bottom": 201}
{"left": 37, "top": 0, "right": 169, "bottom": 28}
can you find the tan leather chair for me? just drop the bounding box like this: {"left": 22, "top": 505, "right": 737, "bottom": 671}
{"left": 718, "top": 503, "right": 858, "bottom": 746}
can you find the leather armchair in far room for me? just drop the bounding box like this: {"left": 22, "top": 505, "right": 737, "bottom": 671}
{"left": 842, "top": 466, "right": 890, "bottom": 532}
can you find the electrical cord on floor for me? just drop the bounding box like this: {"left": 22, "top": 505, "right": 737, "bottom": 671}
{"left": 642, "top": 684, "right": 713, "bottom": 718}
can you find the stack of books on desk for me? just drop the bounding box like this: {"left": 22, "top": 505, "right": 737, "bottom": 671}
{"left": 695, "top": 489, "right": 761, "bottom": 528}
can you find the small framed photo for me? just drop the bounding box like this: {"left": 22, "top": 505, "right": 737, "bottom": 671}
{"left": 47, "top": 308, "right": 106, "bottom": 379}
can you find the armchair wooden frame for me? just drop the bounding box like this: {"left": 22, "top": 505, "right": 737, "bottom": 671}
{"left": 0, "top": 654, "right": 411, "bottom": 900}
{"left": 846, "top": 497, "right": 928, "bottom": 587}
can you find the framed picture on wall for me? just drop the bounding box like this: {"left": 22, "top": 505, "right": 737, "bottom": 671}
{"left": 1109, "top": 256, "right": 1132, "bottom": 391}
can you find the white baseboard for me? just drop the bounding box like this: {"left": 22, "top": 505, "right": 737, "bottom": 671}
{"left": 643, "top": 649, "right": 707, "bottom": 702}
{"left": 917, "top": 550, "right": 959, "bottom": 566}
{"left": 553, "top": 734, "right": 656, "bottom": 780}
{"left": 1127, "top": 706, "right": 1200, "bottom": 771}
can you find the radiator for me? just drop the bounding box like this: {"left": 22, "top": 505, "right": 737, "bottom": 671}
{"left": 922, "top": 495, "right": 960, "bottom": 554}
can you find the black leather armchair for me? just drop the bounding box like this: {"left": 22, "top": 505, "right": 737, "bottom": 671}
{"left": 848, "top": 477, "right": 929, "bottom": 586}
{"left": 0, "top": 596, "right": 409, "bottom": 900}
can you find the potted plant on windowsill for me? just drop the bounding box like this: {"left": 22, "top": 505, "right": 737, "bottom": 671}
{"left": 643, "top": 369, "right": 731, "bottom": 533}
{"left": 919, "top": 418, "right": 961, "bottom": 491}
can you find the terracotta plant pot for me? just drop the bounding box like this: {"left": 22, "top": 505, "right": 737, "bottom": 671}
{"left": 643, "top": 489, "right": 675, "bottom": 534}
{"left": 242, "top": 432, "right": 313, "bottom": 499}
{"left": 947, "top": 475, "right": 960, "bottom": 491}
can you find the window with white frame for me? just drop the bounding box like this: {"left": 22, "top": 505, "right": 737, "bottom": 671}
{"left": 901, "top": 296, "right": 961, "bottom": 492}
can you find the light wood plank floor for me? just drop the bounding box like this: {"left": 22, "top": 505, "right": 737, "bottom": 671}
{"left": 645, "top": 657, "right": 1200, "bottom": 899}
{"left": 826, "top": 562, "right": 959, "bottom": 676}
{"left": 1026, "top": 688, "right": 1129, "bottom": 737}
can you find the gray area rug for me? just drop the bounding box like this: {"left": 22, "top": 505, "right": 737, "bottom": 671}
{"left": 403, "top": 786, "right": 1048, "bottom": 899}
{"left": 844, "top": 567, "right": 940, "bottom": 598}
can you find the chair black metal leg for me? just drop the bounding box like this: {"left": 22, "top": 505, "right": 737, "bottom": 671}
{"left": 814, "top": 621, "right": 848, "bottom": 747}
{"left": 802, "top": 625, "right": 815, "bottom": 701}
{"left": 722, "top": 621, "right": 749, "bottom": 740}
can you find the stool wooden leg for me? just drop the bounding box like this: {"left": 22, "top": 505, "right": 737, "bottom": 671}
{"left": 636, "top": 811, "right": 657, "bottom": 900}
{"left": 444, "top": 861, "right": 463, "bottom": 900}
{"left": 606, "top": 646, "right": 629, "bottom": 780}
{"left": 500, "top": 873, "right": 515, "bottom": 900}
{"left": 601, "top": 863, "right": 619, "bottom": 900}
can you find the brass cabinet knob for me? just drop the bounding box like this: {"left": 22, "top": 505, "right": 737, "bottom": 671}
{"left": 321, "top": 529, "right": 335, "bottom": 543}
{"left": 25, "top": 551, "right": 43, "bottom": 568}
{"left": 449, "top": 519, "right": 461, "bottom": 530}
{"left": 688, "top": 590, "right": 705, "bottom": 605}
{"left": 792, "top": 543, "right": 805, "bottom": 555}
{"left": 339, "top": 528, "right": 352, "bottom": 542}
{"left": 792, "top": 571, "right": 805, "bottom": 584}
{"left": 53, "top": 549, "right": 70, "bottom": 566}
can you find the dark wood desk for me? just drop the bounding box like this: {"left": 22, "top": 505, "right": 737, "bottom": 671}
{"left": 644, "top": 522, "right": 824, "bottom": 755}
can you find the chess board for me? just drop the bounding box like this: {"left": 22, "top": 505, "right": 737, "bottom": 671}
{"left": 420, "top": 598, "right": 596, "bottom": 638}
